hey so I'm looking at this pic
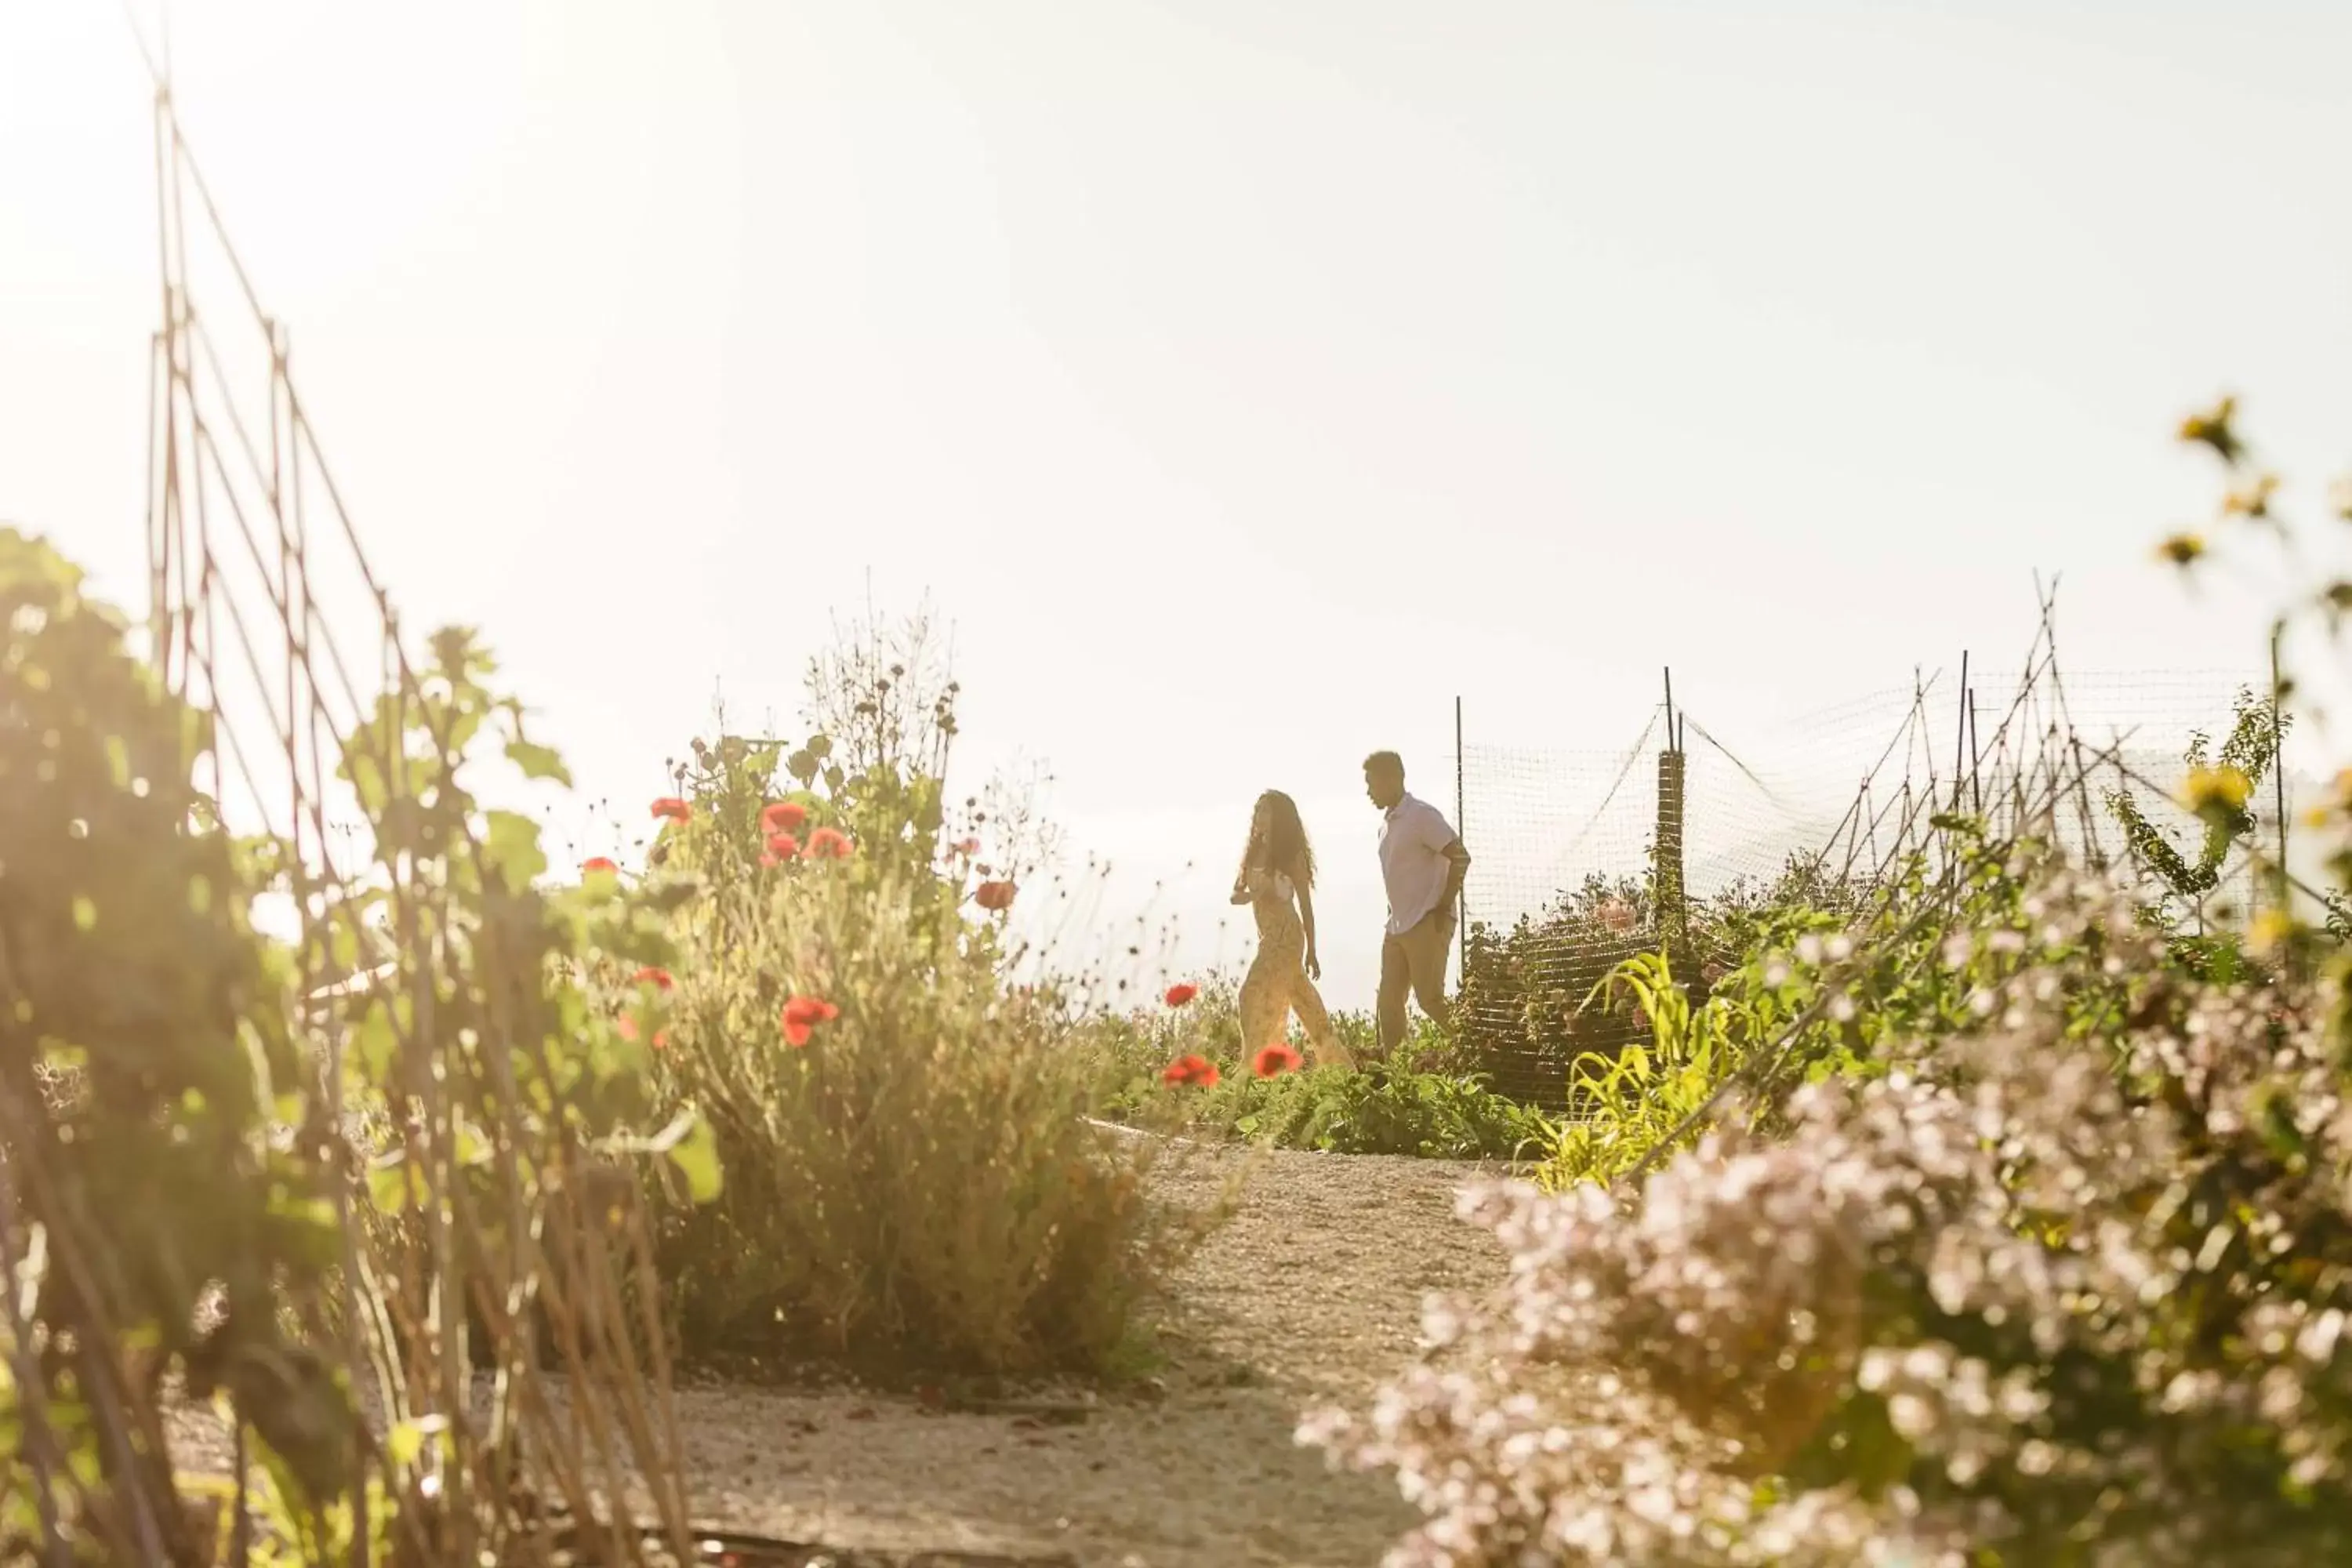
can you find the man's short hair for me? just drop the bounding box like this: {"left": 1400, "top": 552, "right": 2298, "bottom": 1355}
{"left": 1362, "top": 750, "right": 1404, "bottom": 778}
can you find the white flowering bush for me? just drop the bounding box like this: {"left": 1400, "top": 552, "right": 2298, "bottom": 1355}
{"left": 1304, "top": 864, "right": 2352, "bottom": 1565}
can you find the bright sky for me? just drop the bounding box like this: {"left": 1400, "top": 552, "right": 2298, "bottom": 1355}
{"left": 5, "top": 1, "right": 2350, "bottom": 1011}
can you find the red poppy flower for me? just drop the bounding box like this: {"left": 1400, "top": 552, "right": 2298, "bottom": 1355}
{"left": 1163, "top": 983, "right": 1199, "bottom": 1007}
{"left": 974, "top": 879, "right": 1017, "bottom": 912}
{"left": 615, "top": 1014, "right": 671, "bottom": 1050}
{"left": 952, "top": 837, "right": 982, "bottom": 857}
{"left": 761, "top": 800, "right": 808, "bottom": 835}
{"left": 582, "top": 857, "right": 619, "bottom": 877}
{"left": 1253, "top": 1043, "right": 1304, "bottom": 1079}
{"left": 780, "top": 993, "right": 841, "bottom": 1047}
{"left": 804, "top": 826, "right": 854, "bottom": 861}
{"left": 631, "top": 966, "right": 676, "bottom": 992}
{"left": 767, "top": 832, "right": 800, "bottom": 862}
{"left": 652, "top": 797, "right": 691, "bottom": 823}
{"left": 1162, "top": 1054, "right": 1220, "bottom": 1088}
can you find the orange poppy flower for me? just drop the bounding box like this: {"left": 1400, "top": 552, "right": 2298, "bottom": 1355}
{"left": 652, "top": 797, "right": 691, "bottom": 823}
{"left": 615, "top": 1014, "right": 671, "bottom": 1050}
{"left": 761, "top": 801, "right": 808, "bottom": 835}
{"left": 1252, "top": 1043, "right": 1304, "bottom": 1079}
{"left": 631, "top": 967, "right": 676, "bottom": 992}
{"left": 1163, "top": 983, "right": 1199, "bottom": 1007}
{"left": 781, "top": 993, "right": 841, "bottom": 1047}
{"left": 1162, "top": 1054, "right": 1220, "bottom": 1088}
{"left": 804, "top": 826, "right": 855, "bottom": 861}
{"left": 582, "top": 857, "right": 620, "bottom": 877}
{"left": 974, "top": 879, "right": 1017, "bottom": 912}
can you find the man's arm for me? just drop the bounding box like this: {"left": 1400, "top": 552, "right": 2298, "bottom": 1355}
{"left": 1299, "top": 881, "right": 1322, "bottom": 978}
{"left": 1418, "top": 804, "right": 1471, "bottom": 916}
{"left": 1439, "top": 836, "right": 1471, "bottom": 915}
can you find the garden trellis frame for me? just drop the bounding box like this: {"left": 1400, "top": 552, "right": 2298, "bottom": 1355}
{"left": 116, "top": 13, "right": 701, "bottom": 1563}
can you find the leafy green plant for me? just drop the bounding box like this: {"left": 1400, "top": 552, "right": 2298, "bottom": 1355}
{"left": 1079, "top": 981, "right": 1551, "bottom": 1158}
{"left": 1541, "top": 947, "right": 1749, "bottom": 1185}
{"left": 641, "top": 620, "right": 1185, "bottom": 1378}
{"left": 1190, "top": 1058, "right": 1552, "bottom": 1160}
{"left": 1532, "top": 821, "right": 2183, "bottom": 1190}
{"left": 2103, "top": 684, "right": 2287, "bottom": 920}
{"left": 0, "top": 527, "right": 356, "bottom": 1563}
{"left": 328, "top": 621, "right": 728, "bottom": 1439}
{"left": 2, "top": 526, "right": 724, "bottom": 1563}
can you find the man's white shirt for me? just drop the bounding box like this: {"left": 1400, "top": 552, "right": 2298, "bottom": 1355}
{"left": 1377, "top": 792, "right": 1458, "bottom": 937}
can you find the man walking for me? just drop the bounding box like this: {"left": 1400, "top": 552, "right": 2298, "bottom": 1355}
{"left": 1363, "top": 750, "right": 1470, "bottom": 1055}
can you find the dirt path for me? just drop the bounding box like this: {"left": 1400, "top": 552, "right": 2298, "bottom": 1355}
{"left": 171, "top": 1144, "right": 1512, "bottom": 1567}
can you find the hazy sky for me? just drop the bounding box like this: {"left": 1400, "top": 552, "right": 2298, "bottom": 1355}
{"left": 5, "top": 1, "right": 2349, "bottom": 1010}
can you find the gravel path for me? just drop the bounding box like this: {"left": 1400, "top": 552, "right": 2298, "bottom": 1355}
{"left": 169, "top": 1143, "right": 1512, "bottom": 1567}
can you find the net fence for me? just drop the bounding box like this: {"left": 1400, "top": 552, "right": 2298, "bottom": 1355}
{"left": 1443, "top": 659, "right": 2292, "bottom": 1105}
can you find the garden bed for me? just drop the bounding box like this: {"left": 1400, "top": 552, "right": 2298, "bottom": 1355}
{"left": 168, "top": 1143, "right": 1512, "bottom": 1568}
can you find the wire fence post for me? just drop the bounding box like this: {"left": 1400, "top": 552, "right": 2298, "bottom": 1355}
{"left": 1951, "top": 649, "right": 1971, "bottom": 810}
{"left": 1658, "top": 669, "right": 1687, "bottom": 956}
{"left": 1969, "top": 688, "right": 1984, "bottom": 815}
{"left": 1455, "top": 694, "right": 1468, "bottom": 978}
{"left": 2272, "top": 626, "right": 2290, "bottom": 926}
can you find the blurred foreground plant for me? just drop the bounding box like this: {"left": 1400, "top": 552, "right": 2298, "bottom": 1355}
{"left": 1306, "top": 866, "right": 2352, "bottom": 1565}
{"left": 1307, "top": 400, "right": 2352, "bottom": 1566}
{"left": 1, "top": 527, "right": 350, "bottom": 1561}
{"left": 2, "top": 525, "right": 723, "bottom": 1564}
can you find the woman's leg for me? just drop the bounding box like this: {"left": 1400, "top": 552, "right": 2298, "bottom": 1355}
{"left": 1288, "top": 967, "right": 1352, "bottom": 1069}
{"left": 1238, "top": 945, "right": 1284, "bottom": 1054}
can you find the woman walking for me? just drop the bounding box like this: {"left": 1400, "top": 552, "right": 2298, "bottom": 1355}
{"left": 1230, "top": 790, "right": 1352, "bottom": 1069}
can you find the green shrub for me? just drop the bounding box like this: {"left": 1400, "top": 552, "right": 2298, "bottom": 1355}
{"left": 1538, "top": 945, "right": 1762, "bottom": 1186}
{"left": 1528, "top": 815, "right": 2216, "bottom": 1191}
{"left": 640, "top": 633, "right": 1182, "bottom": 1378}
{"left": 0, "top": 529, "right": 352, "bottom": 1562}
{"left": 1076, "top": 978, "right": 1551, "bottom": 1159}
{"left": 1186, "top": 1057, "right": 1553, "bottom": 1159}
{"left": 2, "top": 533, "right": 710, "bottom": 1562}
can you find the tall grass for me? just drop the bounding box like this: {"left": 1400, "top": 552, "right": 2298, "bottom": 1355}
{"left": 641, "top": 638, "right": 1191, "bottom": 1378}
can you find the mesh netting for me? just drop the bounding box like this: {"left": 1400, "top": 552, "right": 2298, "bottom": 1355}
{"left": 1443, "top": 662, "right": 2290, "bottom": 1107}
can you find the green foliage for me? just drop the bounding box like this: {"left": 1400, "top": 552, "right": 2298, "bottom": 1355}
{"left": 1540, "top": 946, "right": 1755, "bottom": 1185}
{"left": 1076, "top": 981, "right": 1552, "bottom": 1159}
{"left": 322, "top": 617, "right": 727, "bottom": 1490}
{"left": 2103, "top": 684, "right": 2286, "bottom": 913}
{"left": 329, "top": 626, "right": 702, "bottom": 1171}
{"left": 0, "top": 528, "right": 354, "bottom": 1561}
{"left": 642, "top": 628, "right": 1179, "bottom": 1378}
{"left": 2, "top": 527, "right": 720, "bottom": 1562}
{"left": 1170, "top": 1054, "right": 1552, "bottom": 1160}
{"left": 1532, "top": 823, "right": 2175, "bottom": 1190}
